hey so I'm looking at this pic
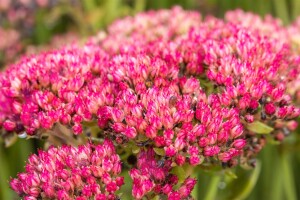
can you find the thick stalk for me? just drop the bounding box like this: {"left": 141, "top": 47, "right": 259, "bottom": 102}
{"left": 203, "top": 174, "right": 221, "bottom": 200}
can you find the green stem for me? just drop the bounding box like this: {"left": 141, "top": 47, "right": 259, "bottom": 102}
{"left": 232, "top": 161, "right": 261, "bottom": 200}
{"left": 203, "top": 174, "right": 221, "bottom": 200}
{"left": 270, "top": 161, "right": 283, "bottom": 200}
{"left": 281, "top": 153, "right": 297, "bottom": 200}
{"left": 0, "top": 145, "right": 13, "bottom": 199}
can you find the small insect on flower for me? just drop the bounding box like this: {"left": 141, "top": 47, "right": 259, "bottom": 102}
{"left": 157, "top": 156, "right": 167, "bottom": 168}
{"left": 145, "top": 79, "right": 153, "bottom": 88}
{"left": 169, "top": 96, "right": 178, "bottom": 107}
{"left": 261, "top": 109, "right": 267, "bottom": 120}
{"left": 136, "top": 139, "right": 151, "bottom": 147}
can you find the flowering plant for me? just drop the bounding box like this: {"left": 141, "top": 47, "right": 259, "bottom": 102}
{"left": 1, "top": 7, "right": 300, "bottom": 199}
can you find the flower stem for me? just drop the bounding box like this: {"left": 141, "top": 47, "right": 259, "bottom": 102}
{"left": 203, "top": 174, "right": 221, "bottom": 200}
{"left": 281, "top": 153, "right": 297, "bottom": 200}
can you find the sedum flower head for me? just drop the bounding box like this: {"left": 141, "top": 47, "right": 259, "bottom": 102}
{"left": 2, "top": 7, "right": 300, "bottom": 199}
{"left": 10, "top": 139, "right": 124, "bottom": 200}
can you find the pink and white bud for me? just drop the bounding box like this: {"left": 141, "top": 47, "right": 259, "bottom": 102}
{"left": 123, "top": 126, "right": 137, "bottom": 138}
{"left": 175, "top": 154, "right": 186, "bottom": 166}
{"left": 165, "top": 145, "right": 177, "bottom": 157}
{"left": 204, "top": 146, "right": 220, "bottom": 157}
{"left": 232, "top": 139, "right": 246, "bottom": 149}
{"left": 231, "top": 124, "right": 243, "bottom": 138}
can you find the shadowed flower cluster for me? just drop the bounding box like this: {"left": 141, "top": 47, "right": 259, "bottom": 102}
{"left": 10, "top": 139, "right": 124, "bottom": 200}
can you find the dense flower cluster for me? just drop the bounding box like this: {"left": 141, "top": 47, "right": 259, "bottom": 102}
{"left": 224, "top": 9, "right": 300, "bottom": 104}
{"left": 3, "top": 7, "right": 300, "bottom": 199}
{"left": 130, "top": 148, "right": 197, "bottom": 199}
{"left": 10, "top": 139, "right": 124, "bottom": 200}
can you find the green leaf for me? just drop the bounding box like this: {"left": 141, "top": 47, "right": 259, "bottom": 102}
{"left": 153, "top": 148, "right": 165, "bottom": 156}
{"left": 225, "top": 169, "right": 238, "bottom": 179}
{"left": 246, "top": 121, "right": 274, "bottom": 134}
{"left": 171, "top": 166, "right": 186, "bottom": 183}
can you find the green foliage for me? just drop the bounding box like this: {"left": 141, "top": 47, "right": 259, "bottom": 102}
{"left": 247, "top": 121, "right": 274, "bottom": 134}
{"left": 0, "top": 139, "right": 36, "bottom": 199}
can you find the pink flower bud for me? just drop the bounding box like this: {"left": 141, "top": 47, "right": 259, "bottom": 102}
{"left": 245, "top": 114, "right": 254, "bottom": 123}
{"left": 218, "top": 130, "right": 229, "bottom": 144}
{"left": 106, "top": 181, "right": 118, "bottom": 193}
{"left": 123, "top": 126, "right": 137, "bottom": 138}
{"left": 204, "top": 146, "right": 220, "bottom": 157}
{"left": 232, "top": 139, "right": 246, "bottom": 149}
{"left": 154, "top": 136, "right": 166, "bottom": 147}
{"left": 3, "top": 120, "right": 16, "bottom": 131}
{"left": 265, "top": 102, "right": 276, "bottom": 115}
{"left": 218, "top": 152, "right": 232, "bottom": 162}
{"left": 287, "top": 120, "right": 298, "bottom": 131}
{"left": 249, "top": 99, "right": 259, "bottom": 110}
{"left": 174, "top": 138, "right": 185, "bottom": 151}
{"left": 189, "top": 155, "right": 200, "bottom": 166}
{"left": 175, "top": 154, "right": 186, "bottom": 166}
{"left": 72, "top": 124, "right": 83, "bottom": 135}
{"left": 165, "top": 145, "right": 177, "bottom": 157}
{"left": 231, "top": 124, "right": 243, "bottom": 138}
{"left": 198, "top": 137, "right": 209, "bottom": 147}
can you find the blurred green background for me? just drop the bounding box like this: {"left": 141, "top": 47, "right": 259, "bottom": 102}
{"left": 1, "top": 0, "right": 300, "bottom": 199}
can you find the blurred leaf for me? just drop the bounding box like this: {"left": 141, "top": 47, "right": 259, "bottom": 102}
{"left": 171, "top": 166, "right": 186, "bottom": 183}
{"left": 247, "top": 121, "right": 274, "bottom": 134}
{"left": 153, "top": 147, "right": 165, "bottom": 156}
{"left": 225, "top": 169, "right": 238, "bottom": 179}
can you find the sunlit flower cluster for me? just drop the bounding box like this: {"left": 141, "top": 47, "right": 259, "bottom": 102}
{"left": 3, "top": 7, "right": 300, "bottom": 199}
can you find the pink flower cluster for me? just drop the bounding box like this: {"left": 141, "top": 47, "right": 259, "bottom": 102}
{"left": 10, "top": 139, "right": 124, "bottom": 200}
{"left": 2, "top": 7, "right": 300, "bottom": 199}
{"left": 0, "top": 43, "right": 113, "bottom": 135}
{"left": 130, "top": 148, "right": 197, "bottom": 199}
{"left": 224, "top": 9, "right": 300, "bottom": 104}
